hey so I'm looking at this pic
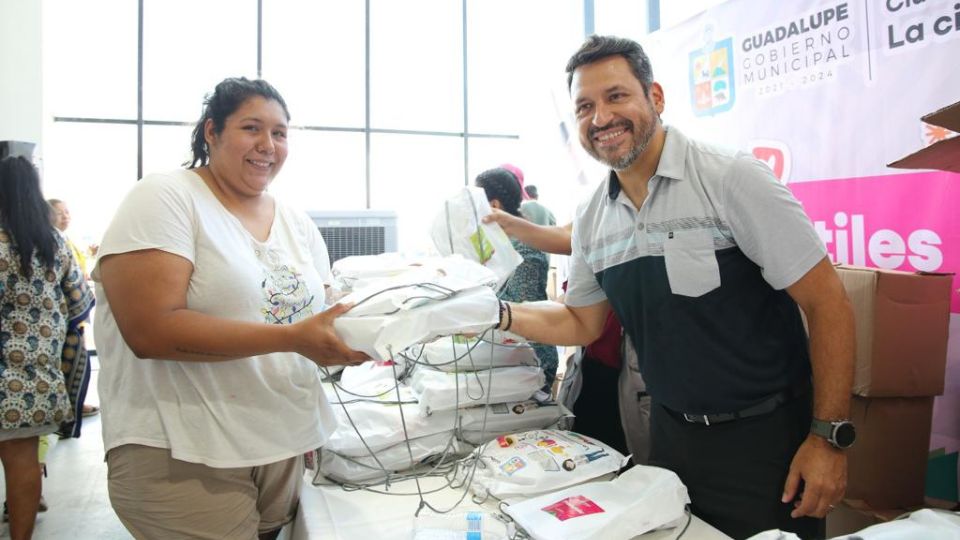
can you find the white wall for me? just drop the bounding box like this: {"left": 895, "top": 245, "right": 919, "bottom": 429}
{"left": 0, "top": 0, "right": 43, "bottom": 145}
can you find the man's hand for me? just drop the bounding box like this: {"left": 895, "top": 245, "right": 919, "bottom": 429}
{"left": 782, "top": 435, "right": 847, "bottom": 518}
{"left": 482, "top": 208, "right": 526, "bottom": 236}
{"left": 291, "top": 303, "right": 369, "bottom": 367}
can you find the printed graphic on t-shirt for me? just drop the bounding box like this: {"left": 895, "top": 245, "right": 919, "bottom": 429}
{"left": 261, "top": 264, "right": 315, "bottom": 324}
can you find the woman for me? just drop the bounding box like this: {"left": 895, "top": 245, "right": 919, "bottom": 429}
{"left": 94, "top": 78, "right": 368, "bottom": 540}
{"left": 476, "top": 166, "right": 559, "bottom": 391}
{"left": 0, "top": 152, "right": 93, "bottom": 540}
{"left": 47, "top": 198, "right": 100, "bottom": 421}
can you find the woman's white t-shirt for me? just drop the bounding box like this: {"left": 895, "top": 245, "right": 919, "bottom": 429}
{"left": 94, "top": 169, "right": 337, "bottom": 468}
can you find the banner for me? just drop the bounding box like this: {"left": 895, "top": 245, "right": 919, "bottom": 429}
{"left": 645, "top": 0, "right": 960, "bottom": 310}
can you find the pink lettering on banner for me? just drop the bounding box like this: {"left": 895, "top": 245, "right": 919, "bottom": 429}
{"left": 788, "top": 171, "right": 960, "bottom": 312}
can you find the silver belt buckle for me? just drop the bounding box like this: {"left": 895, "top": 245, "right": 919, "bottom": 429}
{"left": 683, "top": 413, "right": 710, "bottom": 426}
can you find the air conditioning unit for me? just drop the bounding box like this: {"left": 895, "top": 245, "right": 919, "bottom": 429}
{"left": 307, "top": 210, "right": 398, "bottom": 265}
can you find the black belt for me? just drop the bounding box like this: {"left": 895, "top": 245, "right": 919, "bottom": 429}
{"left": 673, "top": 381, "right": 811, "bottom": 426}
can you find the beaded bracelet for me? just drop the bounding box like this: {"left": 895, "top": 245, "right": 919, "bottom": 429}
{"left": 503, "top": 302, "right": 513, "bottom": 332}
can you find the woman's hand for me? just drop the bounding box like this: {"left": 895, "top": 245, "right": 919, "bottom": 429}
{"left": 290, "top": 303, "right": 369, "bottom": 367}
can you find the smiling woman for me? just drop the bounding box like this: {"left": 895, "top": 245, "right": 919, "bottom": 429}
{"left": 91, "top": 77, "right": 369, "bottom": 540}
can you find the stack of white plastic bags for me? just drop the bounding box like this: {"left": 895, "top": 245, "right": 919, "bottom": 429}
{"left": 313, "top": 246, "right": 563, "bottom": 485}
{"left": 456, "top": 428, "right": 690, "bottom": 540}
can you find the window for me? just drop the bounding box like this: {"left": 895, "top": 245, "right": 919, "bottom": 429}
{"left": 44, "top": 1, "right": 675, "bottom": 252}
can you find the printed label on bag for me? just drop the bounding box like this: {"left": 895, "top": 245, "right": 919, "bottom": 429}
{"left": 541, "top": 495, "right": 605, "bottom": 521}
{"left": 500, "top": 456, "right": 526, "bottom": 476}
{"left": 470, "top": 228, "right": 495, "bottom": 264}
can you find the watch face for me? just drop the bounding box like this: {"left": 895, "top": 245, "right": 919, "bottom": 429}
{"left": 834, "top": 422, "right": 856, "bottom": 448}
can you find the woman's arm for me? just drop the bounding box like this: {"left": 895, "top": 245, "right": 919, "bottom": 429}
{"left": 99, "top": 249, "right": 368, "bottom": 366}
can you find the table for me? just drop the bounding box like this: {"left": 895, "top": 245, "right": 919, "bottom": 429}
{"left": 290, "top": 475, "right": 732, "bottom": 540}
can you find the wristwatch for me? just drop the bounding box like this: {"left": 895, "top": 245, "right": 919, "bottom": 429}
{"left": 810, "top": 418, "right": 856, "bottom": 449}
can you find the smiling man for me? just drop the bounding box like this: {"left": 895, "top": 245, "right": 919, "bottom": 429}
{"left": 499, "top": 35, "right": 856, "bottom": 538}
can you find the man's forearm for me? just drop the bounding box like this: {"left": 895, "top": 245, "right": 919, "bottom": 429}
{"left": 806, "top": 296, "right": 856, "bottom": 420}
{"left": 503, "top": 300, "right": 609, "bottom": 346}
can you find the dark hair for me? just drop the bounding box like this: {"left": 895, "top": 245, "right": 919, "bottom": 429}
{"left": 524, "top": 185, "right": 539, "bottom": 199}
{"left": 476, "top": 167, "right": 523, "bottom": 217}
{"left": 0, "top": 156, "right": 58, "bottom": 277}
{"left": 186, "top": 77, "right": 291, "bottom": 168}
{"left": 565, "top": 35, "right": 654, "bottom": 94}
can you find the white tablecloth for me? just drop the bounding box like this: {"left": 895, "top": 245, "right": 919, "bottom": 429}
{"left": 291, "top": 475, "right": 732, "bottom": 540}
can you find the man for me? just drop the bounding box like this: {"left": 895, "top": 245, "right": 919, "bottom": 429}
{"left": 499, "top": 35, "right": 855, "bottom": 538}
{"left": 520, "top": 185, "right": 557, "bottom": 226}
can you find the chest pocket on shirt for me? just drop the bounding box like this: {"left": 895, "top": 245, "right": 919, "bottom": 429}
{"left": 663, "top": 229, "right": 721, "bottom": 297}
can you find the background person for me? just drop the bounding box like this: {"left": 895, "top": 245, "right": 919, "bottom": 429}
{"left": 520, "top": 185, "right": 556, "bottom": 227}
{"left": 475, "top": 166, "right": 559, "bottom": 392}
{"left": 47, "top": 198, "right": 99, "bottom": 419}
{"left": 497, "top": 35, "right": 856, "bottom": 539}
{"left": 93, "top": 77, "right": 368, "bottom": 540}
{"left": 0, "top": 150, "right": 94, "bottom": 540}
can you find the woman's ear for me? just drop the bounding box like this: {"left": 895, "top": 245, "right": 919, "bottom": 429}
{"left": 203, "top": 118, "right": 216, "bottom": 148}
{"left": 490, "top": 199, "right": 503, "bottom": 210}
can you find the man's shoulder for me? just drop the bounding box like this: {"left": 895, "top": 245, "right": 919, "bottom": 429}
{"left": 574, "top": 173, "right": 614, "bottom": 220}
{"left": 679, "top": 132, "right": 766, "bottom": 186}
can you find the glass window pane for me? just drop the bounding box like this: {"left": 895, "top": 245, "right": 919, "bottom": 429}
{"left": 660, "top": 0, "right": 728, "bottom": 29}
{"left": 262, "top": 1, "right": 366, "bottom": 128}
{"left": 595, "top": 0, "right": 649, "bottom": 39}
{"left": 466, "top": 0, "right": 583, "bottom": 135}
{"left": 142, "top": 0, "right": 257, "bottom": 122}
{"left": 369, "top": 0, "right": 463, "bottom": 132}
{"left": 467, "top": 137, "right": 522, "bottom": 181}
{"left": 270, "top": 130, "right": 367, "bottom": 211}
{"left": 369, "top": 134, "right": 464, "bottom": 253}
{"left": 467, "top": 0, "right": 583, "bottom": 134}
{"left": 42, "top": 122, "right": 138, "bottom": 249}
{"left": 142, "top": 124, "right": 196, "bottom": 176}
{"left": 43, "top": 0, "right": 138, "bottom": 119}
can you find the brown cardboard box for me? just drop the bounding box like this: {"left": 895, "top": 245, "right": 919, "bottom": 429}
{"left": 825, "top": 499, "right": 908, "bottom": 538}
{"left": 888, "top": 99, "right": 960, "bottom": 173}
{"left": 836, "top": 265, "right": 952, "bottom": 397}
{"left": 846, "top": 396, "right": 934, "bottom": 509}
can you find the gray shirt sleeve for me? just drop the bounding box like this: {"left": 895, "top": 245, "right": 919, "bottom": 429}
{"left": 564, "top": 215, "right": 609, "bottom": 307}
{"left": 720, "top": 155, "right": 827, "bottom": 290}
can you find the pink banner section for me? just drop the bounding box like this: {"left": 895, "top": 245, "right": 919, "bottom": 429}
{"left": 788, "top": 171, "right": 960, "bottom": 312}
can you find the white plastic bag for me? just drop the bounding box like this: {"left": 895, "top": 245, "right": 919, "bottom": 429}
{"left": 458, "top": 400, "right": 566, "bottom": 445}
{"left": 331, "top": 252, "right": 417, "bottom": 293}
{"left": 466, "top": 429, "right": 627, "bottom": 499}
{"left": 503, "top": 464, "right": 690, "bottom": 540}
{"left": 828, "top": 508, "right": 960, "bottom": 540}
{"left": 430, "top": 187, "right": 522, "bottom": 291}
{"left": 324, "top": 398, "right": 456, "bottom": 456}
{"left": 334, "top": 285, "right": 500, "bottom": 361}
{"left": 320, "top": 431, "right": 471, "bottom": 483}
{"left": 409, "top": 366, "right": 545, "bottom": 417}
{"left": 405, "top": 334, "right": 539, "bottom": 373}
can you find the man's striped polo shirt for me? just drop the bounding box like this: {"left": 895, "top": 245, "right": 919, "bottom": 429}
{"left": 565, "top": 126, "right": 826, "bottom": 416}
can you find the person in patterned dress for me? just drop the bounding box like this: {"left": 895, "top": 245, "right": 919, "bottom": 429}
{"left": 475, "top": 166, "right": 559, "bottom": 391}
{"left": 0, "top": 151, "right": 94, "bottom": 540}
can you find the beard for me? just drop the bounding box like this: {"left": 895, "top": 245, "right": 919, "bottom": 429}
{"left": 585, "top": 108, "right": 660, "bottom": 171}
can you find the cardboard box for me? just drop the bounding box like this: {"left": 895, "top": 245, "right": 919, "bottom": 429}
{"left": 846, "top": 396, "right": 934, "bottom": 509}
{"left": 888, "top": 99, "right": 960, "bottom": 173}
{"left": 825, "top": 499, "right": 908, "bottom": 538}
{"left": 837, "top": 265, "right": 952, "bottom": 397}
